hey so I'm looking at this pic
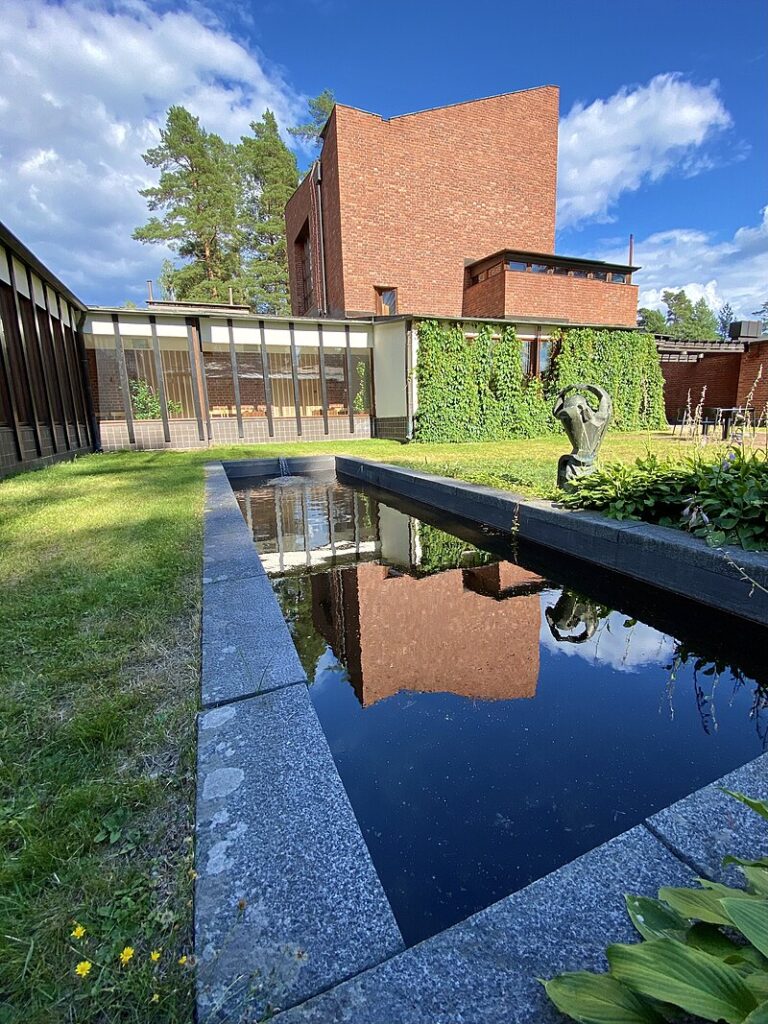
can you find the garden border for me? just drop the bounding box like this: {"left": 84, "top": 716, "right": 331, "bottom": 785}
{"left": 336, "top": 456, "right": 768, "bottom": 626}
{"left": 197, "top": 456, "right": 768, "bottom": 1024}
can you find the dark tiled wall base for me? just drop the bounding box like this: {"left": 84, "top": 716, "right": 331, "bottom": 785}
{"left": 98, "top": 416, "right": 372, "bottom": 451}
{"left": 1, "top": 423, "right": 92, "bottom": 479}
{"left": 374, "top": 416, "right": 408, "bottom": 440}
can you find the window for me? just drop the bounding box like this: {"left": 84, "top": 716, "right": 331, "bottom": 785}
{"left": 296, "top": 221, "right": 313, "bottom": 315}
{"left": 530, "top": 263, "right": 550, "bottom": 274}
{"left": 296, "top": 347, "right": 323, "bottom": 416}
{"left": 553, "top": 264, "right": 570, "bottom": 276}
{"left": 539, "top": 340, "right": 552, "bottom": 375}
{"left": 237, "top": 346, "right": 267, "bottom": 417}
{"left": 506, "top": 260, "right": 528, "bottom": 272}
{"left": 267, "top": 347, "right": 295, "bottom": 417}
{"left": 324, "top": 347, "right": 350, "bottom": 416}
{"left": 591, "top": 270, "right": 608, "bottom": 281}
{"left": 571, "top": 269, "right": 588, "bottom": 279}
{"left": 375, "top": 288, "right": 397, "bottom": 316}
{"left": 610, "top": 272, "right": 627, "bottom": 284}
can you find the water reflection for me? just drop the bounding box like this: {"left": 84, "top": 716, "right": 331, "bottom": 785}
{"left": 233, "top": 476, "right": 768, "bottom": 945}
{"left": 311, "top": 561, "right": 547, "bottom": 706}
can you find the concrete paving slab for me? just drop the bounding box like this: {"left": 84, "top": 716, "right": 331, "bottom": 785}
{"left": 201, "top": 632, "right": 305, "bottom": 706}
{"left": 274, "top": 825, "right": 694, "bottom": 1024}
{"left": 195, "top": 686, "right": 404, "bottom": 1022}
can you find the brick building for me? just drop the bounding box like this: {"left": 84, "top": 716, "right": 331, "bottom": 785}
{"left": 658, "top": 321, "right": 768, "bottom": 421}
{"left": 285, "top": 88, "right": 639, "bottom": 328}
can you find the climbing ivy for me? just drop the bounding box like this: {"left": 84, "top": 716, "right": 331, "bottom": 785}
{"left": 547, "top": 328, "right": 666, "bottom": 431}
{"left": 412, "top": 321, "right": 666, "bottom": 442}
{"left": 413, "top": 321, "right": 552, "bottom": 442}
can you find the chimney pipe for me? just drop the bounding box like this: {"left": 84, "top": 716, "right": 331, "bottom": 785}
{"left": 628, "top": 234, "right": 634, "bottom": 283}
{"left": 229, "top": 286, "right": 234, "bottom": 305}
{"left": 146, "top": 279, "right": 154, "bottom": 302}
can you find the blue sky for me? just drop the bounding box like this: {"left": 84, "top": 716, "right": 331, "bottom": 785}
{"left": 1, "top": 0, "right": 766, "bottom": 313}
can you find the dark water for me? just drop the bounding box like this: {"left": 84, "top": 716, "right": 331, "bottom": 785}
{"left": 234, "top": 473, "right": 768, "bottom": 946}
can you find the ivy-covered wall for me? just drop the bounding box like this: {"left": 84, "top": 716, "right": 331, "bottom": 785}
{"left": 412, "top": 321, "right": 666, "bottom": 442}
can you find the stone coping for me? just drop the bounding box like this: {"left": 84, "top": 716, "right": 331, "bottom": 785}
{"left": 198, "top": 456, "right": 768, "bottom": 1023}
{"left": 197, "top": 463, "right": 404, "bottom": 1021}
{"left": 336, "top": 456, "right": 768, "bottom": 626}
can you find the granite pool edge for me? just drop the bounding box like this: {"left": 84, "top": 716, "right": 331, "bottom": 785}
{"left": 195, "top": 463, "right": 404, "bottom": 1022}
{"left": 336, "top": 456, "right": 768, "bottom": 627}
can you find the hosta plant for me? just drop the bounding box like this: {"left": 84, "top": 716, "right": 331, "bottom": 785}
{"left": 544, "top": 790, "right": 768, "bottom": 1023}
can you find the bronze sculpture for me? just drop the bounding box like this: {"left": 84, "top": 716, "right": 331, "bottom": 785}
{"left": 553, "top": 384, "right": 613, "bottom": 489}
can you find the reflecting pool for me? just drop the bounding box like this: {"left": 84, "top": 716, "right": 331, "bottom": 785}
{"left": 234, "top": 474, "right": 768, "bottom": 945}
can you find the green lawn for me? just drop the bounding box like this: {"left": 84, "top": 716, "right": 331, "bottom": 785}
{"left": 0, "top": 428, "right": 695, "bottom": 1021}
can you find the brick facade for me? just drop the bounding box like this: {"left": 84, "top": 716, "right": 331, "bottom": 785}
{"left": 286, "top": 88, "right": 560, "bottom": 318}
{"left": 463, "top": 263, "right": 638, "bottom": 328}
{"left": 660, "top": 354, "right": 742, "bottom": 419}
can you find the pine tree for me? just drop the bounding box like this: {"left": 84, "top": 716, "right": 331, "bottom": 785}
{"left": 237, "top": 111, "right": 299, "bottom": 314}
{"left": 287, "top": 90, "right": 335, "bottom": 146}
{"left": 717, "top": 302, "right": 735, "bottom": 339}
{"left": 662, "top": 289, "right": 695, "bottom": 338}
{"left": 752, "top": 300, "right": 768, "bottom": 332}
{"left": 637, "top": 307, "right": 667, "bottom": 334}
{"left": 133, "top": 106, "right": 240, "bottom": 302}
{"left": 689, "top": 297, "right": 719, "bottom": 340}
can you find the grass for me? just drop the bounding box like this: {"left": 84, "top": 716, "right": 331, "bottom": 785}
{"left": 0, "top": 428, "right": 696, "bottom": 1021}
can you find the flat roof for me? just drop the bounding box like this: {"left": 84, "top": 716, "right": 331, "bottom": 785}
{"left": 466, "top": 249, "right": 640, "bottom": 273}
{"left": 0, "top": 219, "right": 87, "bottom": 310}
{"left": 86, "top": 306, "right": 376, "bottom": 327}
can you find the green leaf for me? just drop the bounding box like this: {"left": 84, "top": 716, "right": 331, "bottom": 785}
{"left": 721, "top": 790, "right": 768, "bottom": 822}
{"left": 739, "top": 868, "right": 768, "bottom": 898}
{"left": 659, "top": 885, "right": 735, "bottom": 925}
{"left": 723, "top": 900, "right": 768, "bottom": 958}
{"left": 744, "top": 1000, "right": 768, "bottom": 1024}
{"left": 625, "top": 895, "right": 689, "bottom": 941}
{"left": 745, "top": 975, "right": 768, "bottom": 1004}
{"left": 686, "top": 922, "right": 750, "bottom": 960}
{"left": 543, "top": 972, "right": 664, "bottom": 1023}
{"left": 608, "top": 938, "right": 758, "bottom": 1023}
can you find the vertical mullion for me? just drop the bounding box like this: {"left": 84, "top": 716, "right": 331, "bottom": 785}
{"left": 69, "top": 307, "right": 97, "bottom": 452}
{"left": 42, "top": 285, "right": 72, "bottom": 451}
{"left": 111, "top": 314, "right": 135, "bottom": 445}
{"left": 25, "top": 267, "right": 58, "bottom": 453}
{"left": 318, "top": 323, "right": 329, "bottom": 435}
{"left": 55, "top": 294, "right": 83, "bottom": 448}
{"left": 194, "top": 318, "right": 212, "bottom": 442}
{"left": 0, "top": 302, "right": 24, "bottom": 462}
{"left": 259, "top": 320, "right": 274, "bottom": 438}
{"left": 5, "top": 249, "right": 43, "bottom": 456}
{"left": 66, "top": 308, "right": 91, "bottom": 445}
{"left": 345, "top": 324, "right": 355, "bottom": 434}
{"left": 227, "top": 318, "right": 243, "bottom": 439}
{"left": 185, "top": 317, "right": 205, "bottom": 441}
{"left": 149, "top": 315, "right": 170, "bottom": 443}
{"left": 288, "top": 321, "right": 302, "bottom": 436}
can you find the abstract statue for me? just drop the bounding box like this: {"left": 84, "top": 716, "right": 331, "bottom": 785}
{"left": 553, "top": 384, "right": 613, "bottom": 489}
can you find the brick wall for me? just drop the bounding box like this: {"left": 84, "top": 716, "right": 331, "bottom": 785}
{"left": 660, "top": 354, "right": 741, "bottom": 419}
{"left": 461, "top": 266, "right": 506, "bottom": 318}
{"left": 501, "top": 269, "right": 638, "bottom": 327}
{"left": 736, "top": 340, "right": 768, "bottom": 416}
{"left": 287, "top": 88, "right": 559, "bottom": 319}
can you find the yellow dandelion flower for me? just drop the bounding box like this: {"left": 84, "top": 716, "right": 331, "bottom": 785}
{"left": 150, "top": 949, "right": 161, "bottom": 962}
{"left": 188, "top": 868, "right": 198, "bottom": 880}
{"left": 75, "top": 960, "right": 92, "bottom": 978}
{"left": 119, "top": 946, "right": 135, "bottom": 965}
{"left": 150, "top": 993, "right": 160, "bottom": 1004}
{"left": 177, "top": 955, "right": 187, "bottom": 965}
{"left": 71, "top": 924, "right": 86, "bottom": 939}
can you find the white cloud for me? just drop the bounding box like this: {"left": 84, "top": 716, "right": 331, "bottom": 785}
{"left": 540, "top": 597, "right": 676, "bottom": 674}
{"left": 594, "top": 208, "right": 768, "bottom": 318}
{"left": 0, "top": 0, "right": 304, "bottom": 303}
{"left": 558, "top": 73, "right": 733, "bottom": 229}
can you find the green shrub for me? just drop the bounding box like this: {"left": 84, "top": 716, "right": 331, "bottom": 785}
{"left": 129, "top": 378, "right": 182, "bottom": 419}
{"left": 545, "top": 790, "right": 768, "bottom": 1024}
{"left": 559, "top": 449, "right": 768, "bottom": 551}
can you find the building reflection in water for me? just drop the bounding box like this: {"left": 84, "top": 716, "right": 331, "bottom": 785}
{"left": 237, "top": 478, "right": 549, "bottom": 706}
